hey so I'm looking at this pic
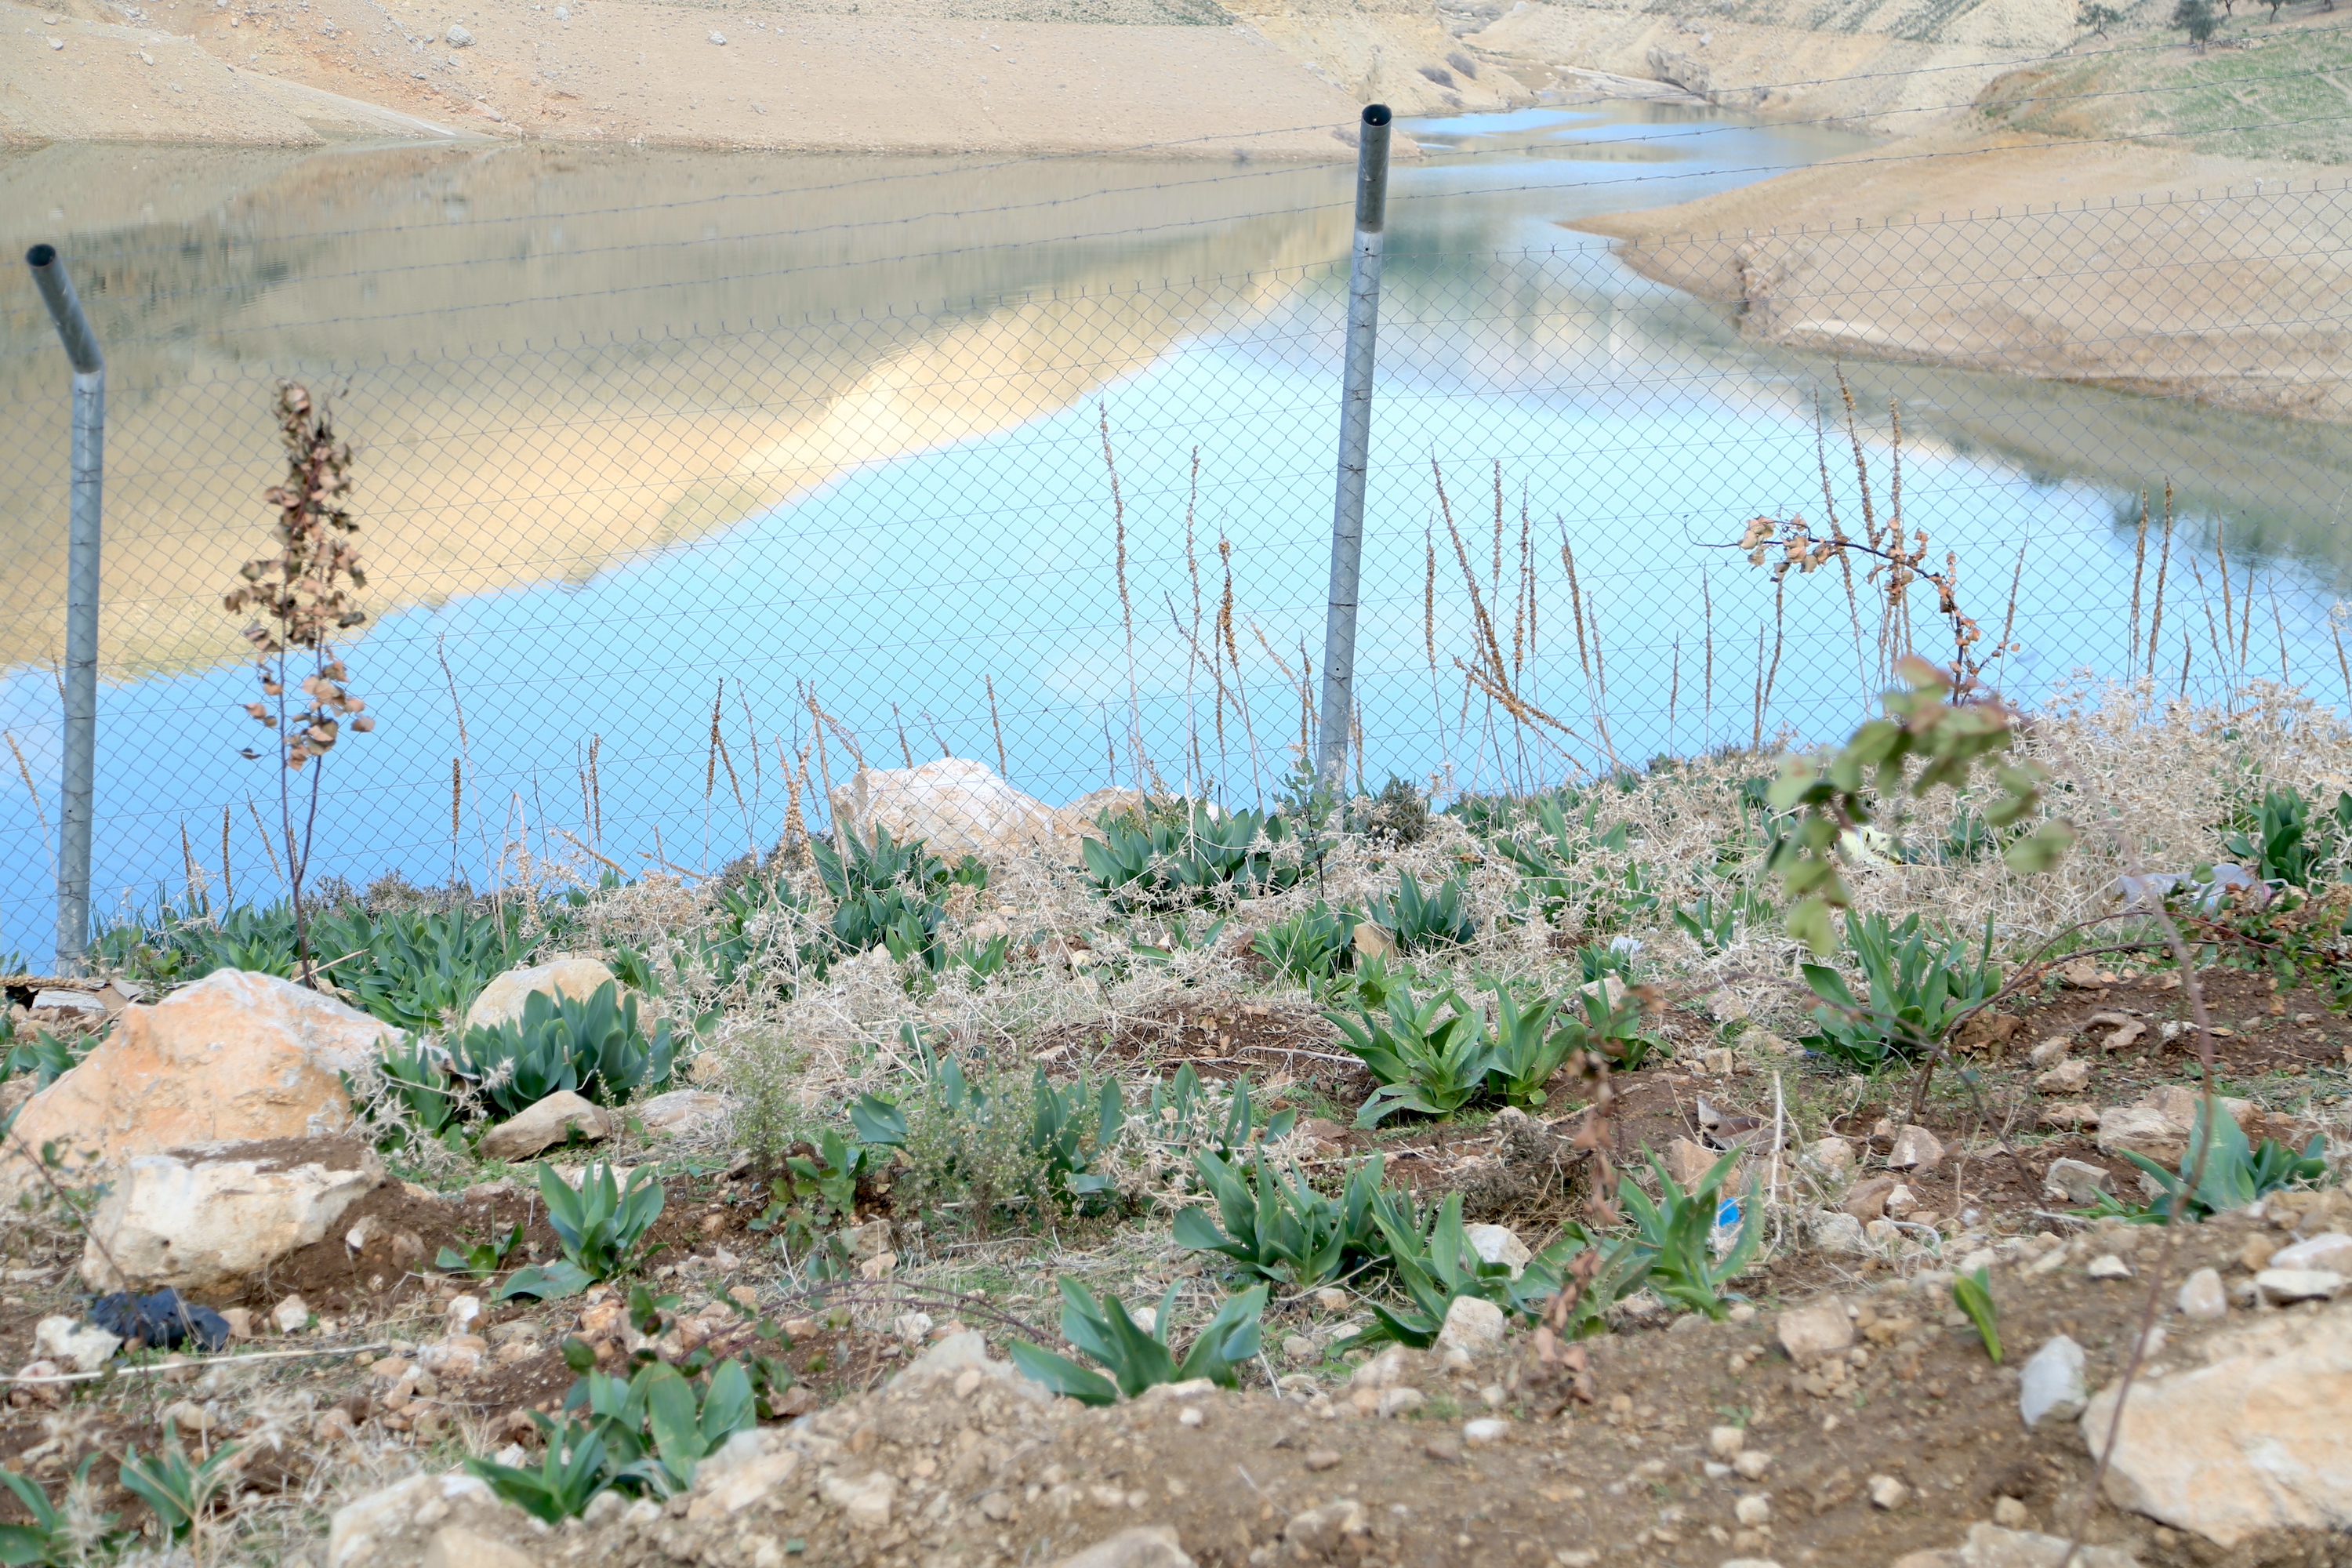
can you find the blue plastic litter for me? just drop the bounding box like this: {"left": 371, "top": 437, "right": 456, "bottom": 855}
{"left": 88, "top": 1290, "right": 232, "bottom": 1352}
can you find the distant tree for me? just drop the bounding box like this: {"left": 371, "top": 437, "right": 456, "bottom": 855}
{"left": 2172, "top": 0, "right": 2218, "bottom": 44}
{"left": 2078, "top": 0, "right": 2125, "bottom": 33}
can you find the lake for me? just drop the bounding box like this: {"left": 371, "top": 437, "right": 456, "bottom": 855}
{"left": 4, "top": 104, "right": 2350, "bottom": 961}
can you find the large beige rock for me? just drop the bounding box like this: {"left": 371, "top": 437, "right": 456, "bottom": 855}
{"left": 2082, "top": 1299, "right": 2352, "bottom": 1545}
{"left": 463, "top": 958, "right": 619, "bottom": 1034}
{"left": 474, "top": 1091, "right": 613, "bottom": 1163}
{"left": 828, "top": 757, "right": 1062, "bottom": 863}
{"left": 2095, "top": 1091, "right": 2257, "bottom": 1167}
{"left": 1, "top": 969, "right": 394, "bottom": 1194}
{"left": 81, "top": 1138, "right": 385, "bottom": 1292}
{"left": 328, "top": 1473, "right": 508, "bottom": 1568}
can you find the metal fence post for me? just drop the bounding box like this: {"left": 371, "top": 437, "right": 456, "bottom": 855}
{"left": 1316, "top": 104, "right": 1392, "bottom": 796}
{"left": 25, "top": 245, "right": 105, "bottom": 975}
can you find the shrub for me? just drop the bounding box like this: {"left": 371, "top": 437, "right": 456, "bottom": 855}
{"left": 1010, "top": 1278, "right": 1267, "bottom": 1405}
{"left": 1327, "top": 985, "right": 1495, "bottom": 1127}
{"left": 1481, "top": 978, "right": 1573, "bottom": 1110}
{"left": 1365, "top": 871, "right": 1477, "bottom": 953}
{"left": 1254, "top": 901, "right": 1358, "bottom": 988}
{"left": 1362, "top": 1191, "right": 1631, "bottom": 1345}
{"left": 1174, "top": 1150, "right": 1388, "bottom": 1290}
{"left": 311, "top": 904, "right": 534, "bottom": 1032}
{"left": 851, "top": 1044, "right": 1127, "bottom": 1225}
{"left": 1798, "top": 912, "right": 2000, "bottom": 1073}
{"left": 452, "top": 981, "right": 677, "bottom": 1118}
{"left": 1080, "top": 803, "right": 1311, "bottom": 910}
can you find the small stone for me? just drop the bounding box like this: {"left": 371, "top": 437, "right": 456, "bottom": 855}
{"left": 2041, "top": 1159, "right": 2112, "bottom": 1206}
{"left": 1992, "top": 1497, "right": 2029, "bottom": 1529}
{"left": 2270, "top": 1232, "right": 2352, "bottom": 1273}
{"left": 272, "top": 1294, "right": 311, "bottom": 1334}
{"left": 1866, "top": 1475, "right": 1910, "bottom": 1510}
{"left": 1887, "top": 1125, "right": 1944, "bottom": 1172}
{"left": 1708, "top": 1425, "right": 1744, "bottom": 1457}
{"left": 2177, "top": 1268, "right": 2227, "bottom": 1320}
{"left": 1805, "top": 1137, "right": 1855, "bottom": 1176}
{"left": 1304, "top": 1449, "right": 1341, "bottom": 1471}
{"left": 2018, "top": 1335, "right": 2087, "bottom": 1428}
{"left": 1377, "top": 1386, "right": 1425, "bottom": 1418}
{"left": 552, "top": 3, "right": 566, "bottom": 14}
{"left": 1047, "top": 1526, "right": 1189, "bottom": 1567}
{"left": 2254, "top": 1268, "right": 2344, "bottom": 1305}
{"left": 1842, "top": 1176, "right": 1897, "bottom": 1221}
{"left": 1732, "top": 1451, "right": 1772, "bottom": 1481}
{"left": 706, "top": 27, "right": 724, "bottom": 40}
{"left": 1178, "top": 1406, "right": 1204, "bottom": 1428}
{"left": 2027, "top": 1037, "right": 2072, "bottom": 1069}
{"left": 443, "top": 22, "right": 471, "bottom": 43}
{"left": 2034, "top": 1061, "right": 2092, "bottom": 1095}
{"left": 33, "top": 1317, "right": 120, "bottom": 1374}
{"left": 1314, "top": 1288, "right": 1349, "bottom": 1312}
{"left": 1461, "top": 1417, "right": 1508, "bottom": 1447}
{"left": 1464, "top": 1223, "right": 1530, "bottom": 1276}
{"left": 1775, "top": 1299, "right": 1853, "bottom": 1363}
{"left": 2086, "top": 1254, "right": 2132, "bottom": 1280}
{"left": 445, "top": 1295, "right": 481, "bottom": 1334}
{"left": 1282, "top": 1334, "right": 1315, "bottom": 1361}
{"left": 1437, "top": 1294, "right": 1505, "bottom": 1355}
{"left": 1955, "top": 1523, "right": 2137, "bottom": 1568}
{"left": 477, "top": 1091, "right": 611, "bottom": 1163}
{"left": 1733, "top": 1494, "right": 1771, "bottom": 1526}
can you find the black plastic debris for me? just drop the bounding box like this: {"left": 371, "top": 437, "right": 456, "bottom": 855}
{"left": 89, "top": 1289, "right": 232, "bottom": 1352}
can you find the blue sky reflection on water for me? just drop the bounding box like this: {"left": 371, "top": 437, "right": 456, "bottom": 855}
{"left": 3, "top": 103, "right": 2348, "bottom": 960}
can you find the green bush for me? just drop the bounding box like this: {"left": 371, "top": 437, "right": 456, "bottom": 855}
{"left": 1144, "top": 1065, "right": 1296, "bottom": 1160}
{"left": 1080, "top": 803, "right": 1311, "bottom": 910}
{"left": 0, "top": 1458, "right": 122, "bottom": 1564}
{"left": 1798, "top": 912, "right": 2000, "bottom": 1073}
{"left": 497, "top": 1161, "right": 666, "bottom": 1300}
{"left": 1174, "top": 1150, "right": 1388, "bottom": 1290}
{"left": 310, "top": 905, "right": 534, "bottom": 1032}
{"left": 1010, "top": 1278, "right": 1267, "bottom": 1405}
{"left": 851, "top": 1044, "right": 1127, "bottom": 1225}
{"left": 1365, "top": 871, "right": 1477, "bottom": 953}
{"left": 1327, "top": 985, "right": 1494, "bottom": 1127}
{"left": 1618, "top": 1147, "right": 1759, "bottom": 1319}
{"left": 1254, "top": 902, "right": 1357, "bottom": 988}
{"left": 1481, "top": 979, "right": 1573, "bottom": 1110}
{"left": 452, "top": 981, "right": 677, "bottom": 1118}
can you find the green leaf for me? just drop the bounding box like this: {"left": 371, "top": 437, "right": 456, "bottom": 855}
{"left": 700, "top": 1359, "right": 755, "bottom": 1444}
{"left": 1951, "top": 1267, "right": 2002, "bottom": 1363}
{"left": 1006, "top": 1341, "right": 1120, "bottom": 1406}
{"left": 1786, "top": 897, "right": 1835, "bottom": 956}
{"left": 495, "top": 1261, "right": 593, "bottom": 1301}
{"left": 2002, "top": 821, "right": 2077, "bottom": 874}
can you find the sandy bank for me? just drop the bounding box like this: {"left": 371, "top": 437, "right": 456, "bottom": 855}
{"left": 1572, "top": 130, "right": 2352, "bottom": 426}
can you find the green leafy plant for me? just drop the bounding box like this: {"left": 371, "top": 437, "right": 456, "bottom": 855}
{"left": 1254, "top": 902, "right": 1357, "bottom": 988}
{"left": 118, "top": 1432, "right": 240, "bottom": 1542}
{"left": 437, "top": 1222, "right": 525, "bottom": 1279}
{"left": 466, "top": 1420, "right": 610, "bottom": 1523}
{"left": 1551, "top": 982, "right": 1663, "bottom": 1073}
{"left": 1145, "top": 1065, "right": 1296, "bottom": 1160}
{"left": 2, "top": 1030, "right": 87, "bottom": 1094}
{"left": 2111, "top": 1102, "right": 2328, "bottom": 1222}
{"left": 1362, "top": 1191, "right": 1624, "bottom": 1345}
{"left": 1671, "top": 888, "right": 1773, "bottom": 953}
{"left": 0, "top": 1458, "right": 121, "bottom": 1566}
{"left": 2221, "top": 785, "right": 2339, "bottom": 890}
{"left": 310, "top": 905, "right": 534, "bottom": 1032}
{"left": 753, "top": 1127, "right": 878, "bottom": 1235}
{"left": 1951, "top": 1266, "right": 2002, "bottom": 1363}
{"left": 1798, "top": 911, "right": 2001, "bottom": 1073}
{"left": 377, "top": 1036, "right": 461, "bottom": 1136}
{"left": 952, "top": 934, "right": 1011, "bottom": 982}
{"left": 851, "top": 1040, "right": 1127, "bottom": 1221}
{"left": 1175, "top": 1150, "right": 1387, "bottom": 1290}
{"left": 587, "top": 1356, "right": 756, "bottom": 1494}
{"left": 1009, "top": 1279, "right": 1267, "bottom": 1405}
{"left": 1481, "top": 980, "right": 1572, "bottom": 1110}
{"left": 453, "top": 981, "right": 677, "bottom": 1119}
{"left": 498, "top": 1161, "right": 666, "bottom": 1299}
{"left": 1327, "top": 985, "right": 1495, "bottom": 1127}
{"left": 1364, "top": 871, "right": 1476, "bottom": 953}
{"left": 1079, "top": 803, "right": 1309, "bottom": 910}
{"left": 1617, "top": 1148, "right": 1759, "bottom": 1319}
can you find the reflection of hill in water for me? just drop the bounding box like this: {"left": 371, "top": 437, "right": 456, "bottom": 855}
{"left": 0, "top": 142, "right": 1355, "bottom": 678}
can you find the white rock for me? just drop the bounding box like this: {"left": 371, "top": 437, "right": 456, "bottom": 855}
{"left": 1045, "top": 1526, "right": 1194, "bottom": 1568}
{"left": 2042, "top": 1158, "right": 2112, "bottom": 1206}
{"left": 2270, "top": 1233, "right": 2352, "bottom": 1274}
{"left": 445, "top": 1295, "right": 481, "bottom": 1334}
{"left": 1804, "top": 1137, "right": 1855, "bottom": 1176}
{"left": 1733, "top": 1494, "right": 1772, "bottom": 1526}
{"left": 328, "top": 1473, "right": 496, "bottom": 1568}
{"left": 1733, "top": 1450, "right": 1773, "bottom": 1480}
{"left": 1867, "top": 1474, "right": 1910, "bottom": 1509}
{"left": 1313, "top": 1287, "right": 1350, "bottom": 1312}
{"left": 2082, "top": 1299, "right": 2352, "bottom": 1545}
{"left": 2087, "top": 1254, "right": 2132, "bottom": 1280}
{"left": 1806, "top": 1210, "right": 1869, "bottom": 1254}
{"left": 1461, "top": 1417, "right": 1508, "bottom": 1447}
{"left": 637, "top": 1088, "right": 731, "bottom": 1136}
{"left": 893, "top": 1311, "right": 935, "bottom": 1345}
{"left": 2019, "top": 1335, "right": 2087, "bottom": 1428}
{"left": 829, "top": 757, "right": 1066, "bottom": 865}
{"left": 1887, "top": 1124, "right": 1944, "bottom": 1172}
{"left": 2, "top": 971, "right": 395, "bottom": 1196}
{"left": 707, "top": 28, "right": 724, "bottom": 41}
{"left": 82, "top": 1139, "right": 385, "bottom": 1292}
{"left": 444, "top": 23, "right": 471, "bottom": 42}
{"left": 476, "top": 1091, "right": 612, "bottom": 1163}
{"left": 463, "top": 957, "right": 618, "bottom": 1033}
{"left": 1376, "top": 1386, "right": 1425, "bottom": 1418}
{"left": 1952, "top": 1521, "right": 2139, "bottom": 1567}
{"left": 1436, "top": 1294, "right": 1506, "bottom": 1355}
{"left": 1708, "top": 1425, "right": 1744, "bottom": 1457}
{"left": 33, "top": 1316, "right": 119, "bottom": 1373}
{"left": 687, "top": 1431, "right": 801, "bottom": 1519}
{"left": 2177, "top": 1268, "right": 2227, "bottom": 1321}
{"left": 2254, "top": 1268, "right": 2344, "bottom": 1305}
{"left": 1775, "top": 1299, "right": 1853, "bottom": 1363}
{"left": 273, "top": 1294, "right": 313, "bottom": 1334}
{"left": 1464, "top": 1223, "right": 1530, "bottom": 1276}
{"left": 818, "top": 1471, "right": 895, "bottom": 1530}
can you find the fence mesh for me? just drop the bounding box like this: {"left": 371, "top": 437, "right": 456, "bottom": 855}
{"left": 5, "top": 174, "right": 2350, "bottom": 964}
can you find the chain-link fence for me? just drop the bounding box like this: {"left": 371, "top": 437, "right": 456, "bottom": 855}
{"left": 5, "top": 171, "right": 2350, "bottom": 965}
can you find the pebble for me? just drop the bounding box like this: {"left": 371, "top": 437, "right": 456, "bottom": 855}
{"left": 2177, "top": 1268, "right": 2228, "bottom": 1320}
{"left": 2019, "top": 1335, "right": 2088, "bottom": 1428}
{"left": 1461, "top": 1417, "right": 1508, "bottom": 1448}
{"left": 444, "top": 23, "right": 472, "bottom": 44}
{"left": 1281, "top": 1335, "right": 1315, "bottom": 1361}
{"left": 1708, "top": 1425, "right": 1744, "bottom": 1457}
{"left": 1314, "top": 1288, "right": 1349, "bottom": 1312}
{"left": 2270, "top": 1233, "right": 2352, "bottom": 1273}
{"left": 2086, "top": 1254, "right": 2132, "bottom": 1279}
{"left": 2254, "top": 1268, "right": 2344, "bottom": 1305}
{"left": 1732, "top": 1451, "right": 1773, "bottom": 1481}
{"left": 1177, "top": 1406, "right": 1203, "bottom": 1428}
{"left": 1733, "top": 1494, "right": 1772, "bottom": 1526}
{"left": 707, "top": 28, "right": 724, "bottom": 41}
{"left": 1867, "top": 1475, "right": 1910, "bottom": 1510}
{"left": 1993, "top": 1497, "right": 2031, "bottom": 1529}
{"left": 1304, "top": 1449, "right": 1340, "bottom": 1471}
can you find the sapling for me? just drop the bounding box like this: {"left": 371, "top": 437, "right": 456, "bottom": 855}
{"left": 223, "top": 383, "right": 375, "bottom": 982}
